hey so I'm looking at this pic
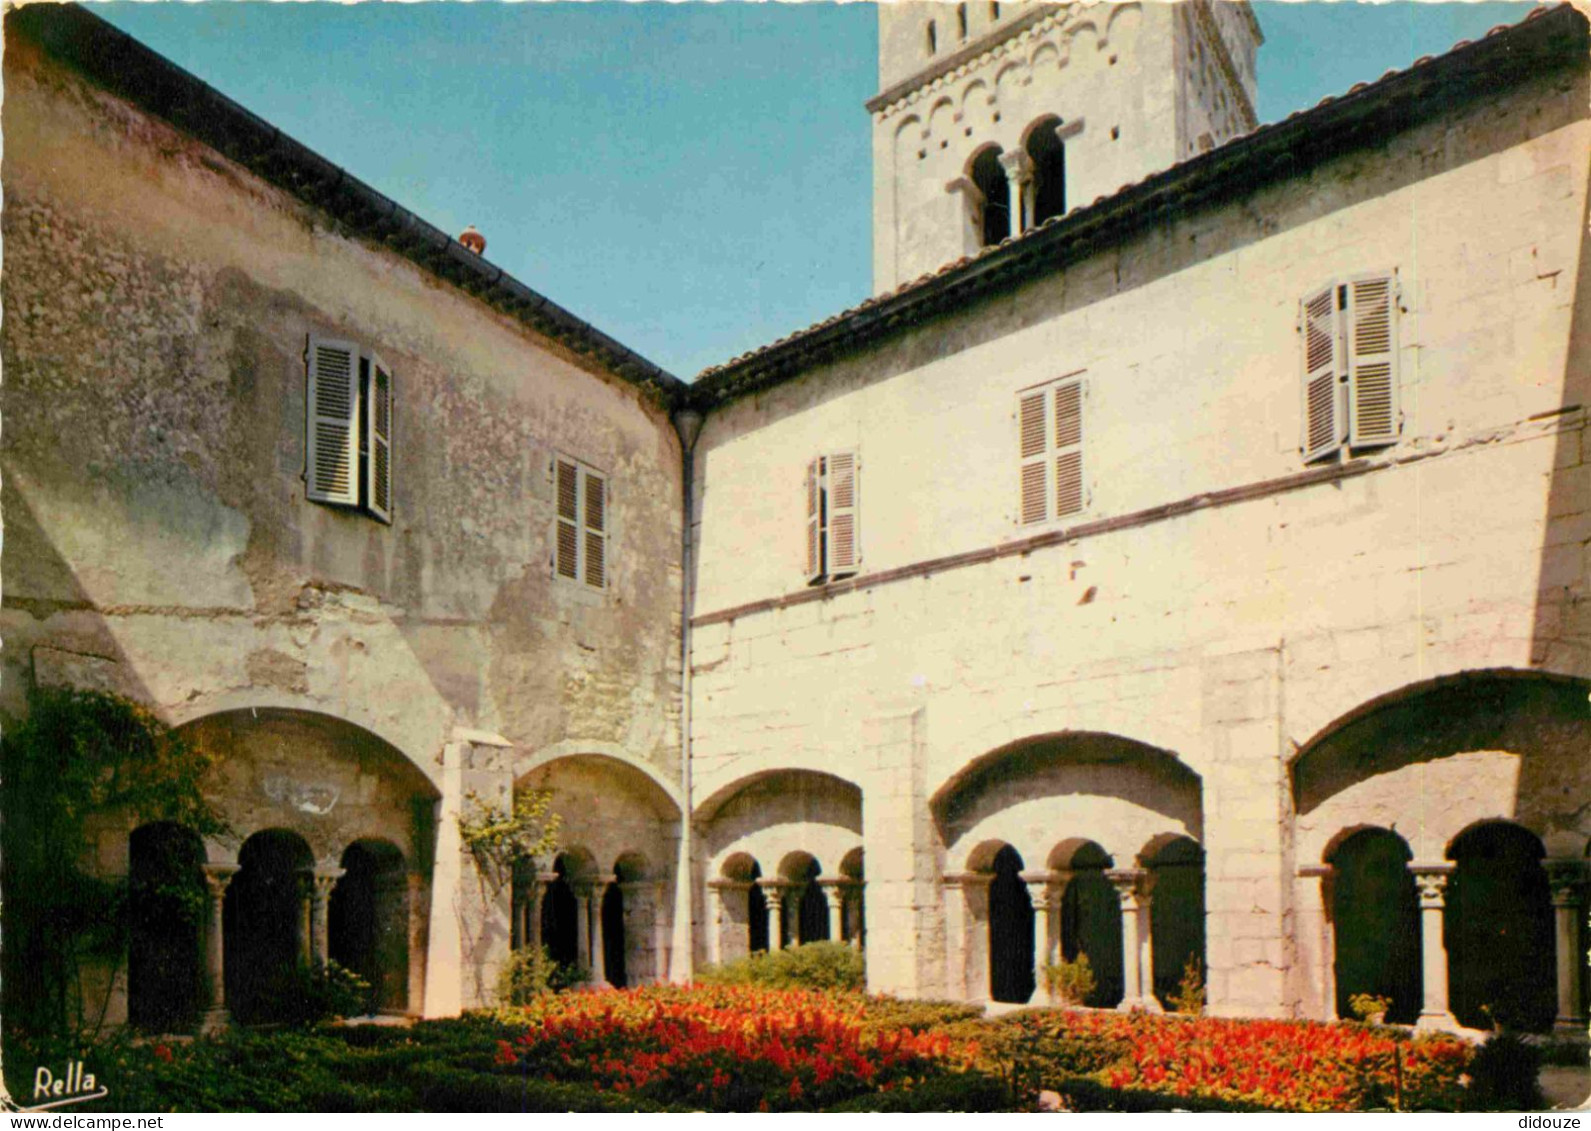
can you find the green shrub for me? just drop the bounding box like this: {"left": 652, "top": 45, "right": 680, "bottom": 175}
{"left": 1170, "top": 955, "right": 1206, "bottom": 1016}
{"left": 1463, "top": 1032, "right": 1545, "bottom": 1112}
{"left": 826, "top": 1070, "right": 1012, "bottom": 1112}
{"left": 854, "top": 998, "right": 986, "bottom": 1034}
{"left": 1053, "top": 1076, "right": 1273, "bottom": 1113}
{"left": 408, "top": 1064, "right": 681, "bottom": 1112}
{"left": 694, "top": 941, "right": 864, "bottom": 991}
{"left": 1043, "top": 952, "right": 1097, "bottom": 1006}
{"left": 496, "top": 945, "right": 558, "bottom": 1004}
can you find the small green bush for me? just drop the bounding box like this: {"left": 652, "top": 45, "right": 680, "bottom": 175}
{"left": 694, "top": 941, "right": 864, "bottom": 992}
{"left": 826, "top": 1070, "right": 1012, "bottom": 1112}
{"left": 496, "top": 945, "right": 557, "bottom": 1004}
{"left": 1044, "top": 953, "right": 1097, "bottom": 1006}
{"left": 1170, "top": 955, "right": 1206, "bottom": 1016}
{"left": 1463, "top": 1032, "right": 1545, "bottom": 1112}
{"left": 1054, "top": 1076, "right": 1273, "bottom": 1113}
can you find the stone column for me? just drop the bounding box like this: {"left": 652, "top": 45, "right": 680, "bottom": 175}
{"left": 963, "top": 874, "right": 994, "bottom": 1002}
{"left": 820, "top": 879, "right": 845, "bottom": 941}
{"left": 705, "top": 880, "right": 731, "bottom": 966}
{"left": 309, "top": 867, "right": 345, "bottom": 967}
{"left": 761, "top": 881, "right": 788, "bottom": 951}
{"left": 589, "top": 875, "right": 616, "bottom": 986}
{"left": 200, "top": 864, "right": 239, "bottom": 1032}
{"left": 1409, "top": 863, "right": 1458, "bottom": 1031}
{"left": 845, "top": 882, "right": 865, "bottom": 950}
{"left": 1139, "top": 873, "right": 1161, "bottom": 1012}
{"left": 1022, "top": 870, "right": 1057, "bottom": 1006}
{"left": 651, "top": 881, "right": 670, "bottom": 984}
{"left": 1297, "top": 865, "right": 1338, "bottom": 1021}
{"left": 522, "top": 876, "right": 548, "bottom": 951}
{"left": 574, "top": 885, "right": 593, "bottom": 976}
{"left": 1546, "top": 860, "right": 1588, "bottom": 1032}
{"left": 942, "top": 874, "right": 970, "bottom": 1000}
{"left": 1109, "top": 869, "right": 1153, "bottom": 1011}
{"left": 999, "top": 149, "right": 1035, "bottom": 235}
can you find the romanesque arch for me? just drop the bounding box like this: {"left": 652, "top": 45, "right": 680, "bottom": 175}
{"left": 514, "top": 754, "right": 681, "bottom": 987}
{"left": 1292, "top": 671, "right": 1591, "bottom": 1030}
{"left": 698, "top": 769, "right": 863, "bottom": 968}
{"left": 138, "top": 707, "right": 441, "bottom": 1028}
{"left": 126, "top": 822, "right": 207, "bottom": 1032}
{"left": 935, "top": 731, "right": 1201, "bottom": 1007}
{"left": 329, "top": 838, "right": 409, "bottom": 1014}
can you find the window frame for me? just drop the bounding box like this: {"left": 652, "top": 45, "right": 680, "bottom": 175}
{"left": 1016, "top": 372, "right": 1088, "bottom": 528}
{"left": 305, "top": 334, "right": 394, "bottom": 525}
{"left": 552, "top": 453, "right": 609, "bottom": 591}
{"left": 1298, "top": 270, "right": 1402, "bottom": 466}
{"left": 805, "top": 450, "right": 861, "bottom": 586}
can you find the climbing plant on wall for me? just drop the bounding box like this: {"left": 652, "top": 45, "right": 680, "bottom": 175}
{"left": 1, "top": 687, "right": 229, "bottom": 1041}
{"left": 456, "top": 787, "right": 561, "bottom": 897}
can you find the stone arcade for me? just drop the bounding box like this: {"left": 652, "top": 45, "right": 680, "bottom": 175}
{"left": 4, "top": 2, "right": 1590, "bottom": 1034}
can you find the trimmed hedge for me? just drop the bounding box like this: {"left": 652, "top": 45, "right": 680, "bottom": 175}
{"left": 826, "top": 1071, "right": 1012, "bottom": 1112}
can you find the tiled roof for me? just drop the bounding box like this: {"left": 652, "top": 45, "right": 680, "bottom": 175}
{"left": 693, "top": 3, "right": 1584, "bottom": 406}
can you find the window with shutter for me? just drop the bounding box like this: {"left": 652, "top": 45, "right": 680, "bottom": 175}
{"left": 552, "top": 455, "right": 609, "bottom": 590}
{"left": 367, "top": 356, "right": 394, "bottom": 523}
{"left": 1017, "top": 375, "right": 1086, "bottom": 525}
{"left": 1300, "top": 271, "right": 1399, "bottom": 463}
{"left": 307, "top": 337, "right": 359, "bottom": 506}
{"left": 306, "top": 335, "right": 396, "bottom": 521}
{"left": 804, "top": 451, "right": 861, "bottom": 585}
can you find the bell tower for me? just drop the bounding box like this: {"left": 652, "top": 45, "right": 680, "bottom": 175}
{"left": 868, "top": 1, "right": 1262, "bottom": 294}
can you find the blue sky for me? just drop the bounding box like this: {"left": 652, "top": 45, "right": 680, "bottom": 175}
{"left": 94, "top": 2, "right": 1537, "bottom": 379}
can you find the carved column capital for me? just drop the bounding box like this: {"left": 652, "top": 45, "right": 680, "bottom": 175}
{"left": 1106, "top": 868, "right": 1148, "bottom": 909}
{"left": 997, "top": 148, "right": 1035, "bottom": 183}
{"left": 203, "top": 864, "right": 240, "bottom": 897}
{"left": 1020, "top": 869, "right": 1058, "bottom": 908}
{"left": 309, "top": 867, "right": 346, "bottom": 897}
{"left": 1409, "top": 863, "right": 1455, "bottom": 908}
{"left": 1545, "top": 859, "right": 1589, "bottom": 907}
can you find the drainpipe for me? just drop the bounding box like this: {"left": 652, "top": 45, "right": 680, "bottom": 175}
{"left": 669, "top": 406, "right": 705, "bottom": 982}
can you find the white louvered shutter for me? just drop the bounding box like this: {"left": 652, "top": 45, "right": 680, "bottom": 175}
{"left": 554, "top": 457, "right": 580, "bottom": 580}
{"left": 827, "top": 451, "right": 859, "bottom": 576}
{"left": 306, "top": 337, "right": 359, "bottom": 505}
{"left": 1018, "top": 390, "right": 1049, "bottom": 525}
{"left": 805, "top": 458, "right": 822, "bottom": 583}
{"left": 1053, "top": 381, "right": 1084, "bottom": 518}
{"left": 1346, "top": 273, "right": 1399, "bottom": 447}
{"left": 367, "top": 356, "right": 394, "bottom": 523}
{"left": 1300, "top": 285, "right": 1344, "bottom": 462}
{"left": 583, "top": 468, "right": 607, "bottom": 589}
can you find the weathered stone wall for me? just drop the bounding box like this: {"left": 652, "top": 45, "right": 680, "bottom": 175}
{"left": 1, "top": 35, "right": 684, "bottom": 1015}
{"left": 695, "top": 60, "right": 1591, "bottom": 1014}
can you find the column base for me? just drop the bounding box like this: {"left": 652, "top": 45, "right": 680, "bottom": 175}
{"left": 199, "top": 1007, "right": 232, "bottom": 1035}
{"left": 1415, "top": 1010, "right": 1459, "bottom": 1032}
{"left": 1552, "top": 1015, "right": 1589, "bottom": 1035}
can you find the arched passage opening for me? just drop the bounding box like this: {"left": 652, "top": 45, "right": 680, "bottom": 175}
{"left": 970, "top": 145, "right": 1010, "bottom": 247}
{"left": 1447, "top": 822, "right": 1555, "bottom": 1031}
{"left": 988, "top": 845, "right": 1034, "bottom": 1004}
{"left": 1292, "top": 672, "right": 1591, "bottom": 1025}
{"left": 225, "top": 828, "right": 313, "bottom": 1025}
{"left": 541, "top": 852, "right": 590, "bottom": 972}
{"left": 1327, "top": 828, "right": 1419, "bottom": 1024}
{"left": 780, "top": 853, "right": 830, "bottom": 946}
{"left": 747, "top": 860, "right": 771, "bottom": 954}
{"left": 127, "top": 822, "right": 207, "bottom": 1032}
{"left": 1060, "top": 841, "right": 1121, "bottom": 1007}
{"left": 1024, "top": 114, "right": 1066, "bottom": 225}
{"left": 329, "top": 838, "right": 408, "bottom": 1014}
{"left": 1145, "top": 836, "right": 1205, "bottom": 1009}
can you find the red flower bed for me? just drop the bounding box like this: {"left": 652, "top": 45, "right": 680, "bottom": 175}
{"left": 1006, "top": 1009, "right": 1472, "bottom": 1112}
{"left": 491, "top": 985, "right": 982, "bottom": 1111}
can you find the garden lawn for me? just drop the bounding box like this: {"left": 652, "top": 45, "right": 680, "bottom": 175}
{"left": 4, "top": 986, "right": 1475, "bottom": 1113}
